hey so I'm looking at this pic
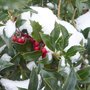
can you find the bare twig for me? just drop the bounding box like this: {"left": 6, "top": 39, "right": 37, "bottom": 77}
{"left": 71, "top": 8, "right": 77, "bottom": 27}
{"left": 57, "top": 0, "right": 61, "bottom": 18}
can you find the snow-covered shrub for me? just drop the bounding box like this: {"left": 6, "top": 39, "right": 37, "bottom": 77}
{"left": 0, "top": 1, "right": 90, "bottom": 90}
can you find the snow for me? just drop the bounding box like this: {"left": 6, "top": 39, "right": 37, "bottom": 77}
{"left": 76, "top": 10, "right": 90, "bottom": 31}
{"left": 74, "top": 64, "right": 81, "bottom": 72}
{"left": 21, "top": 6, "right": 57, "bottom": 35}
{"left": 1, "top": 53, "right": 11, "bottom": 62}
{"left": 64, "top": 66, "right": 71, "bottom": 75}
{"left": 0, "top": 78, "right": 29, "bottom": 90}
{"left": 0, "top": 20, "right": 16, "bottom": 38}
{"left": 26, "top": 61, "right": 37, "bottom": 71}
{"left": 0, "top": 26, "right": 5, "bottom": 36}
{"left": 0, "top": 45, "right": 6, "bottom": 53}
{"left": 70, "top": 52, "right": 80, "bottom": 63}
{"left": 4, "top": 20, "right": 16, "bottom": 38}
{"left": 46, "top": 2, "right": 55, "bottom": 9}
{"left": 0, "top": 74, "right": 44, "bottom": 90}
{"left": 60, "top": 56, "right": 66, "bottom": 67}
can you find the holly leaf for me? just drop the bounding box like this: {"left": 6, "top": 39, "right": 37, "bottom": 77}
{"left": 77, "top": 66, "right": 90, "bottom": 80}
{"left": 63, "top": 68, "right": 77, "bottom": 90}
{"left": 16, "top": 19, "right": 26, "bottom": 28}
{"left": 0, "top": 0, "right": 32, "bottom": 10}
{"left": 18, "top": 88, "right": 27, "bottom": 90}
{"left": 40, "top": 33, "right": 55, "bottom": 51}
{"left": 0, "top": 36, "right": 5, "bottom": 47}
{"left": 50, "top": 22, "right": 60, "bottom": 43}
{"left": 31, "top": 21, "right": 43, "bottom": 42}
{"left": 66, "top": 45, "right": 85, "bottom": 57}
{"left": 0, "top": 60, "right": 14, "bottom": 71}
{"left": 81, "top": 27, "right": 90, "bottom": 39}
{"left": 55, "top": 24, "right": 70, "bottom": 51}
{"left": 22, "top": 51, "right": 42, "bottom": 61}
{"left": 28, "top": 68, "right": 38, "bottom": 90}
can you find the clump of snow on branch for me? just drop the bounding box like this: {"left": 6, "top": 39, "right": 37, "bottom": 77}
{"left": 0, "top": 74, "right": 43, "bottom": 90}
{"left": 0, "top": 20, "right": 16, "bottom": 38}
{"left": 26, "top": 61, "right": 37, "bottom": 71}
{"left": 0, "top": 45, "right": 6, "bottom": 53}
{"left": 0, "top": 79, "right": 29, "bottom": 90}
{"left": 76, "top": 10, "right": 90, "bottom": 31}
{"left": 1, "top": 53, "right": 11, "bottom": 62}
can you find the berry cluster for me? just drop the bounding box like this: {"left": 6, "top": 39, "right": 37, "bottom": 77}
{"left": 11, "top": 29, "right": 47, "bottom": 58}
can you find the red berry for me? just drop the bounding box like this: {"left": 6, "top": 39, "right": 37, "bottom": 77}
{"left": 41, "top": 48, "right": 47, "bottom": 54}
{"left": 41, "top": 48, "right": 47, "bottom": 58}
{"left": 17, "top": 37, "right": 25, "bottom": 44}
{"left": 29, "top": 37, "right": 35, "bottom": 43}
{"left": 12, "top": 35, "right": 17, "bottom": 42}
{"left": 34, "top": 46, "right": 40, "bottom": 51}
{"left": 21, "top": 33, "right": 29, "bottom": 38}
{"left": 34, "top": 41, "right": 39, "bottom": 47}
{"left": 42, "top": 53, "right": 47, "bottom": 58}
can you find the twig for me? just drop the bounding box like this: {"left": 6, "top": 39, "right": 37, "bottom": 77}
{"left": 71, "top": 8, "right": 77, "bottom": 27}
{"left": 57, "top": 0, "right": 61, "bottom": 18}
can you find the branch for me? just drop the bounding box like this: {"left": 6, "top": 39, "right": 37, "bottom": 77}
{"left": 57, "top": 0, "right": 61, "bottom": 18}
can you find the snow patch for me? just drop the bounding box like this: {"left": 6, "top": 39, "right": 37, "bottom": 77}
{"left": 0, "top": 45, "right": 6, "bottom": 53}
{"left": 26, "top": 61, "right": 37, "bottom": 71}
{"left": 0, "top": 74, "right": 44, "bottom": 90}
{"left": 46, "top": 3, "right": 54, "bottom": 9}
{"left": 1, "top": 53, "right": 11, "bottom": 62}
{"left": 0, "top": 20, "right": 16, "bottom": 38}
{"left": 76, "top": 10, "right": 90, "bottom": 31}
{"left": 0, "top": 78, "right": 29, "bottom": 90}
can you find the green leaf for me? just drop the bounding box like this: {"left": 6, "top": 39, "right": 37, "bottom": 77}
{"left": 40, "top": 69, "right": 55, "bottom": 78}
{"left": 0, "top": 36, "right": 5, "bottom": 47}
{"left": 37, "top": 56, "right": 52, "bottom": 65}
{"left": 63, "top": 68, "right": 77, "bottom": 90}
{"left": 18, "top": 88, "right": 27, "bottom": 90}
{"left": 0, "top": 10, "right": 8, "bottom": 21}
{"left": 50, "top": 22, "right": 60, "bottom": 43}
{"left": 81, "top": 27, "right": 90, "bottom": 39}
{"left": 10, "top": 54, "right": 30, "bottom": 80}
{"left": 40, "top": 70, "right": 59, "bottom": 90}
{"left": 0, "top": 0, "right": 32, "bottom": 10}
{"left": 67, "top": 3, "right": 74, "bottom": 14}
{"left": 87, "top": 85, "right": 90, "bottom": 90}
{"left": 0, "top": 60, "right": 14, "bottom": 71}
{"left": 44, "top": 77, "right": 59, "bottom": 90}
{"left": 11, "top": 53, "right": 21, "bottom": 64}
{"left": 40, "top": 33, "right": 55, "bottom": 51}
{"left": 55, "top": 24, "right": 70, "bottom": 51}
{"left": 13, "top": 39, "right": 33, "bottom": 53}
{"left": 0, "top": 23, "right": 5, "bottom": 26}
{"left": 16, "top": 19, "right": 26, "bottom": 28}
{"left": 79, "top": 77, "right": 90, "bottom": 84}
{"left": 77, "top": 66, "right": 90, "bottom": 80}
{"left": 66, "top": 45, "right": 85, "bottom": 57}
{"left": 22, "top": 51, "right": 42, "bottom": 61}
{"left": 31, "top": 21, "right": 43, "bottom": 42}
{"left": 75, "top": 0, "right": 83, "bottom": 14}
{"left": 28, "top": 68, "right": 38, "bottom": 90}
{"left": 86, "top": 33, "right": 90, "bottom": 54}
{"left": 60, "top": 25, "right": 70, "bottom": 49}
{"left": 1, "top": 30, "right": 14, "bottom": 56}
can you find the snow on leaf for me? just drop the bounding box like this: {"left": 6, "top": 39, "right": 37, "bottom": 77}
{"left": 76, "top": 10, "right": 90, "bottom": 31}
